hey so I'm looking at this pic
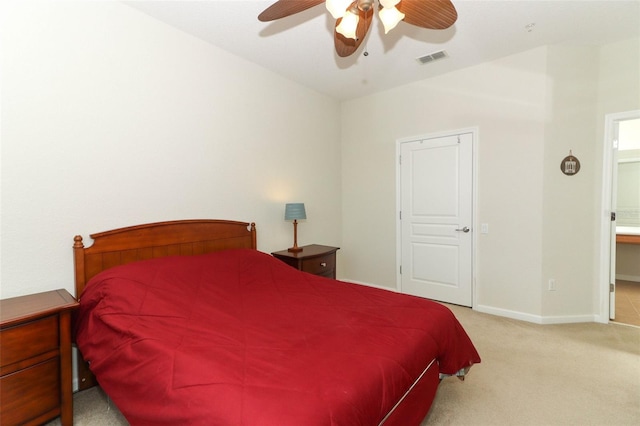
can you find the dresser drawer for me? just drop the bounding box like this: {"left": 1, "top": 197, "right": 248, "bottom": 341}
{"left": 0, "top": 357, "right": 61, "bottom": 425}
{"left": 301, "top": 254, "right": 336, "bottom": 276}
{"left": 0, "top": 315, "right": 59, "bottom": 369}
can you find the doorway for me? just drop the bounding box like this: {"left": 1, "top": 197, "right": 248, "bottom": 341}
{"left": 600, "top": 111, "right": 640, "bottom": 325}
{"left": 396, "top": 129, "right": 476, "bottom": 306}
{"left": 613, "top": 118, "right": 640, "bottom": 326}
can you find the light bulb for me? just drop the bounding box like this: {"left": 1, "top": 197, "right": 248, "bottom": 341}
{"left": 336, "top": 9, "right": 359, "bottom": 40}
{"left": 326, "top": 0, "right": 353, "bottom": 19}
{"left": 379, "top": 6, "right": 405, "bottom": 34}
{"left": 380, "top": 0, "right": 401, "bottom": 7}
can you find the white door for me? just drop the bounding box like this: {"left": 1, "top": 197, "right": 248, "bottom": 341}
{"left": 399, "top": 132, "right": 473, "bottom": 306}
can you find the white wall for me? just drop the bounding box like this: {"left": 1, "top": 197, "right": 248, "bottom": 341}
{"left": 2, "top": 1, "right": 638, "bottom": 324}
{"left": 0, "top": 1, "right": 342, "bottom": 299}
{"left": 342, "top": 47, "right": 548, "bottom": 319}
{"left": 341, "top": 39, "right": 640, "bottom": 322}
{"left": 541, "top": 45, "right": 599, "bottom": 319}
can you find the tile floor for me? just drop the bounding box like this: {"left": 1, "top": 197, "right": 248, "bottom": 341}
{"left": 613, "top": 280, "right": 640, "bottom": 327}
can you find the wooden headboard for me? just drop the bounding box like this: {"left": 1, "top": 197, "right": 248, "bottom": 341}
{"left": 72, "top": 219, "right": 256, "bottom": 390}
{"left": 73, "top": 219, "right": 257, "bottom": 298}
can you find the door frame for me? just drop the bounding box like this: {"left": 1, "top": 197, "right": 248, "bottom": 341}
{"left": 395, "top": 127, "right": 479, "bottom": 307}
{"left": 598, "top": 110, "right": 640, "bottom": 323}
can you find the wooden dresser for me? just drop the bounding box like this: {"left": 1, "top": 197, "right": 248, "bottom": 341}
{"left": 0, "top": 289, "right": 79, "bottom": 426}
{"left": 272, "top": 244, "right": 340, "bottom": 279}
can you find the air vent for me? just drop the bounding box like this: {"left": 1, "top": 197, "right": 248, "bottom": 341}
{"left": 416, "top": 50, "right": 448, "bottom": 65}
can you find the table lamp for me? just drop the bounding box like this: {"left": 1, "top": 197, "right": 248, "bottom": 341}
{"left": 285, "top": 203, "right": 306, "bottom": 252}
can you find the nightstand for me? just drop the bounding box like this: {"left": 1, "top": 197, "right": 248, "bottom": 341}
{"left": 0, "top": 289, "right": 79, "bottom": 426}
{"left": 271, "top": 244, "right": 340, "bottom": 279}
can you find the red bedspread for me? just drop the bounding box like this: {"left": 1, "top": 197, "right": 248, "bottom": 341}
{"left": 75, "top": 249, "right": 480, "bottom": 425}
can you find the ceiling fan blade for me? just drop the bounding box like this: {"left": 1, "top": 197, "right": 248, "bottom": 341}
{"left": 398, "top": 0, "right": 458, "bottom": 30}
{"left": 258, "top": 0, "right": 326, "bottom": 22}
{"left": 334, "top": 7, "right": 374, "bottom": 58}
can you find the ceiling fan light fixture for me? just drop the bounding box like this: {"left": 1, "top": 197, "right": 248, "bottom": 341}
{"left": 258, "top": 0, "right": 458, "bottom": 58}
{"left": 357, "top": 0, "right": 375, "bottom": 12}
{"left": 336, "top": 9, "right": 360, "bottom": 40}
{"left": 326, "top": 0, "right": 353, "bottom": 19}
{"left": 379, "top": 0, "right": 401, "bottom": 8}
{"left": 379, "top": 6, "right": 405, "bottom": 34}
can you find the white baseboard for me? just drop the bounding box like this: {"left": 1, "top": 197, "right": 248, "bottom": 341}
{"left": 473, "top": 304, "right": 596, "bottom": 324}
{"left": 72, "top": 346, "right": 79, "bottom": 392}
{"left": 616, "top": 274, "right": 640, "bottom": 283}
{"left": 538, "top": 314, "right": 599, "bottom": 325}
{"left": 340, "top": 278, "right": 399, "bottom": 292}
{"left": 341, "top": 280, "right": 598, "bottom": 325}
{"left": 475, "top": 304, "right": 543, "bottom": 323}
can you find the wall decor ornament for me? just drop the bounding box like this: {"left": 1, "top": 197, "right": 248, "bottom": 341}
{"left": 560, "top": 150, "right": 580, "bottom": 176}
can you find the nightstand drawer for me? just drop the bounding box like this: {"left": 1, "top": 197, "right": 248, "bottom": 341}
{"left": 272, "top": 245, "right": 340, "bottom": 279}
{"left": 301, "top": 254, "right": 336, "bottom": 276}
{"left": 0, "top": 315, "right": 59, "bottom": 368}
{"left": 0, "top": 357, "right": 60, "bottom": 425}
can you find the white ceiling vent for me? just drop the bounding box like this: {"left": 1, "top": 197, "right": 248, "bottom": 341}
{"left": 416, "top": 50, "right": 448, "bottom": 65}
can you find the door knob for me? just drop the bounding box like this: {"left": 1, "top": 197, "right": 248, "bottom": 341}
{"left": 455, "top": 226, "right": 470, "bottom": 233}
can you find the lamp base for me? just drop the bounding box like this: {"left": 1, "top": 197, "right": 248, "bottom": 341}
{"left": 288, "top": 246, "right": 303, "bottom": 253}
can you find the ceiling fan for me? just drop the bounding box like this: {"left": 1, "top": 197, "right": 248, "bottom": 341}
{"left": 258, "top": 0, "right": 458, "bottom": 57}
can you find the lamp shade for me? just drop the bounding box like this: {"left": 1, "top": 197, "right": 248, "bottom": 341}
{"left": 336, "top": 9, "right": 359, "bottom": 40}
{"left": 326, "top": 0, "right": 352, "bottom": 19}
{"left": 284, "top": 203, "right": 306, "bottom": 221}
{"left": 379, "top": 6, "right": 405, "bottom": 34}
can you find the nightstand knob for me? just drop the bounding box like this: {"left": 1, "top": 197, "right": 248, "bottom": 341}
{"left": 320, "top": 262, "right": 327, "bottom": 267}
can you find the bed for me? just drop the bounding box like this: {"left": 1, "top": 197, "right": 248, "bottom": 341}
{"left": 73, "top": 219, "right": 480, "bottom": 425}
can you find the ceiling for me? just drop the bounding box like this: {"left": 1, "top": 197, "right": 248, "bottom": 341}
{"left": 124, "top": 0, "right": 640, "bottom": 101}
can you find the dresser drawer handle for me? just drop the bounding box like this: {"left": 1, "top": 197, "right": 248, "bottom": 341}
{"left": 320, "top": 262, "right": 327, "bottom": 267}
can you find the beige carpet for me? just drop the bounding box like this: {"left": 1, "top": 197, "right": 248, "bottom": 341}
{"left": 47, "top": 304, "right": 640, "bottom": 425}
{"left": 423, "top": 304, "right": 640, "bottom": 425}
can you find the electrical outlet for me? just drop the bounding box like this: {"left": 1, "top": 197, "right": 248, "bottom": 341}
{"left": 548, "top": 279, "right": 556, "bottom": 291}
